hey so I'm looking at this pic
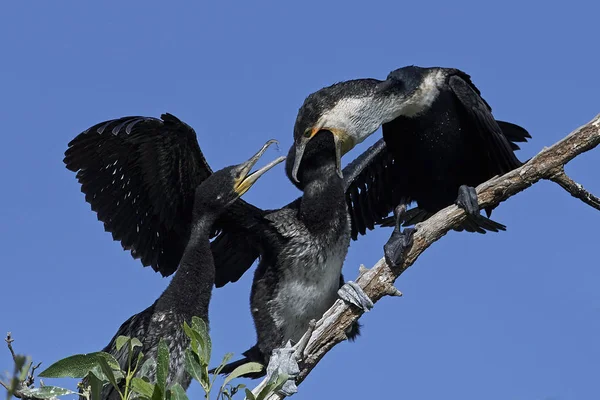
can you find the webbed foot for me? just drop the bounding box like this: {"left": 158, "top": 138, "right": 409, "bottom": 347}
{"left": 338, "top": 281, "right": 373, "bottom": 312}
{"left": 455, "top": 185, "right": 479, "bottom": 216}
{"left": 383, "top": 204, "right": 415, "bottom": 267}
{"left": 265, "top": 341, "right": 299, "bottom": 396}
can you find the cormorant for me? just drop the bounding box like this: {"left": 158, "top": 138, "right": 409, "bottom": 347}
{"left": 214, "top": 130, "right": 358, "bottom": 377}
{"left": 290, "top": 66, "right": 531, "bottom": 266}
{"left": 68, "top": 119, "right": 284, "bottom": 399}
{"left": 64, "top": 113, "right": 382, "bottom": 380}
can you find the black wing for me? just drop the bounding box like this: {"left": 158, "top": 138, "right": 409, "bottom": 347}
{"left": 448, "top": 71, "right": 526, "bottom": 174}
{"left": 343, "top": 137, "right": 519, "bottom": 239}
{"left": 343, "top": 138, "right": 403, "bottom": 240}
{"left": 211, "top": 199, "right": 267, "bottom": 287}
{"left": 64, "top": 113, "right": 212, "bottom": 276}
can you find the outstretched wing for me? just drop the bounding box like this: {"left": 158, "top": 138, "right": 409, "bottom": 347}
{"left": 64, "top": 113, "right": 212, "bottom": 276}
{"left": 448, "top": 71, "right": 527, "bottom": 174}
{"left": 343, "top": 134, "right": 524, "bottom": 239}
{"left": 343, "top": 138, "right": 404, "bottom": 240}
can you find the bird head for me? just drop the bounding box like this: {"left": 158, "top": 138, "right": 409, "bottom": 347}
{"left": 285, "top": 129, "right": 338, "bottom": 190}
{"left": 290, "top": 79, "right": 382, "bottom": 182}
{"left": 194, "top": 140, "right": 285, "bottom": 214}
{"left": 290, "top": 67, "right": 446, "bottom": 183}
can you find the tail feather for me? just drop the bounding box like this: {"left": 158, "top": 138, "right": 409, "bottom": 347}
{"left": 497, "top": 120, "right": 532, "bottom": 151}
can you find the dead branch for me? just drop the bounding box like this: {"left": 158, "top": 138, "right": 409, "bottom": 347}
{"left": 549, "top": 168, "right": 600, "bottom": 211}
{"left": 252, "top": 114, "right": 600, "bottom": 399}
{"left": 1, "top": 333, "right": 56, "bottom": 400}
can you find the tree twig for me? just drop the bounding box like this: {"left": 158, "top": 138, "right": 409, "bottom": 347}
{"left": 2, "top": 334, "right": 55, "bottom": 400}
{"left": 549, "top": 167, "right": 600, "bottom": 210}
{"left": 5, "top": 333, "right": 16, "bottom": 362}
{"left": 251, "top": 113, "right": 600, "bottom": 400}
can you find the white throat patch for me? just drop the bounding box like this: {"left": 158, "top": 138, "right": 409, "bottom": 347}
{"left": 317, "top": 96, "right": 389, "bottom": 146}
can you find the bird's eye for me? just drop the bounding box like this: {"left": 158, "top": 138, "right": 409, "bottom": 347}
{"left": 303, "top": 129, "right": 312, "bottom": 138}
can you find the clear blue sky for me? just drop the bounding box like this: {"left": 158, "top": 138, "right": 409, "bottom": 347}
{"left": 1, "top": 1, "right": 599, "bottom": 399}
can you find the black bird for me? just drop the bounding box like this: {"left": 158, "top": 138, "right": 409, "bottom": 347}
{"left": 68, "top": 121, "right": 284, "bottom": 399}
{"left": 290, "top": 66, "right": 531, "bottom": 266}
{"left": 64, "top": 113, "right": 381, "bottom": 379}
{"left": 214, "top": 130, "right": 358, "bottom": 377}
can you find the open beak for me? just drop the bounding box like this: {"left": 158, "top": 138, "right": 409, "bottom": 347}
{"left": 235, "top": 139, "right": 286, "bottom": 196}
{"left": 291, "top": 129, "right": 347, "bottom": 183}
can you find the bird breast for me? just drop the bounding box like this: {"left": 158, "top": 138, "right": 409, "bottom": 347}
{"left": 272, "top": 223, "right": 350, "bottom": 344}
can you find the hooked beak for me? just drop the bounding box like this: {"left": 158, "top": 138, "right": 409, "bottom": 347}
{"left": 291, "top": 129, "right": 349, "bottom": 183}
{"left": 235, "top": 139, "right": 286, "bottom": 196}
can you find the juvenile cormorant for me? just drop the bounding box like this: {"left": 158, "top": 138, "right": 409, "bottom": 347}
{"left": 214, "top": 130, "right": 357, "bottom": 376}
{"left": 290, "top": 66, "right": 531, "bottom": 265}
{"left": 64, "top": 114, "right": 381, "bottom": 379}
{"left": 73, "top": 127, "right": 284, "bottom": 399}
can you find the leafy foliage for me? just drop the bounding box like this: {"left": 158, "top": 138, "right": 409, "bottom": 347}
{"left": 39, "top": 353, "right": 121, "bottom": 379}
{"left": 2, "top": 319, "right": 290, "bottom": 400}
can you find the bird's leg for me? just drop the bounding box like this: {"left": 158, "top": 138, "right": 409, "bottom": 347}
{"left": 263, "top": 319, "right": 317, "bottom": 397}
{"left": 263, "top": 341, "right": 300, "bottom": 396}
{"left": 338, "top": 281, "right": 373, "bottom": 312}
{"left": 455, "top": 185, "right": 480, "bottom": 216}
{"left": 383, "top": 203, "right": 415, "bottom": 268}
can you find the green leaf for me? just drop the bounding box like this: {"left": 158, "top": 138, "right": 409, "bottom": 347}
{"left": 155, "top": 339, "right": 169, "bottom": 393}
{"left": 151, "top": 385, "right": 164, "bottom": 400}
{"left": 244, "top": 388, "right": 256, "bottom": 400}
{"left": 86, "top": 365, "right": 109, "bottom": 382}
{"left": 130, "top": 337, "right": 143, "bottom": 350}
{"left": 182, "top": 322, "right": 199, "bottom": 353}
{"left": 18, "top": 357, "right": 32, "bottom": 382}
{"left": 131, "top": 377, "right": 155, "bottom": 399}
{"left": 222, "top": 362, "right": 264, "bottom": 387}
{"left": 191, "top": 317, "right": 211, "bottom": 364}
{"left": 39, "top": 352, "right": 121, "bottom": 378}
{"left": 183, "top": 349, "right": 203, "bottom": 384}
{"left": 116, "top": 336, "right": 130, "bottom": 352}
{"left": 167, "top": 384, "right": 188, "bottom": 400}
{"left": 256, "top": 373, "right": 289, "bottom": 400}
{"left": 20, "top": 386, "right": 78, "bottom": 399}
{"left": 87, "top": 367, "right": 105, "bottom": 400}
{"left": 133, "top": 351, "right": 145, "bottom": 374}
{"left": 220, "top": 387, "right": 231, "bottom": 400}
{"left": 138, "top": 357, "right": 156, "bottom": 381}
{"left": 211, "top": 353, "right": 233, "bottom": 377}
{"left": 97, "top": 356, "right": 123, "bottom": 395}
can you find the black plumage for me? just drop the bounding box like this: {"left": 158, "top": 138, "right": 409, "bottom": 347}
{"left": 290, "top": 66, "right": 531, "bottom": 247}
{"left": 64, "top": 114, "right": 213, "bottom": 276}
{"left": 65, "top": 114, "right": 381, "bottom": 380}
{"left": 214, "top": 131, "right": 360, "bottom": 376}
{"left": 71, "top": 128, "right": 283, "bottom": 399}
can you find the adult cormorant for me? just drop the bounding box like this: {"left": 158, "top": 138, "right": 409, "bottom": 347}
{"left": 69, "top": 120, "right": 283, "bottom": 399}
{"left": 64, "top": 114, "right": 381, "bottom": 380}
{"left": 290, "top": 66, "right": 531, "bottom": 266}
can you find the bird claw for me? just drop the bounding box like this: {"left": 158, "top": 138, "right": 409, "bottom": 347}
{"left": 455, "top": 185, "right": 480, "bottom": 216}
{"left": 384, "top": 227, "right": 415, "bottom": 267}
{"left": 383, "top": 203, "right": 415, "bottom": 267}
{"left": 338, "top": 281, "right": 373, "bottom": 312}
{"left": 265, "top": 341, "right": 300, "bottom": 396}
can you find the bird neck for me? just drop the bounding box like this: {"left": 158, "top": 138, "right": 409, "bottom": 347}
{"left": 155, "top": 214, "right": 217, "bottom": 321}
{"left": 299, "top": 160, "right": 345, "bottom": 228}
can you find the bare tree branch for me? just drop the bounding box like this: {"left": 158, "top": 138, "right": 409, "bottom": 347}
{"left": 549, "top": 168, "right": 600, "bottom": 211}
{"left": 5, "top": 333, "right": 16, "bottom": 362}
{"left": 252, "top": 114, "right": 600, "bottom": 400}
{"left": 2, "top": 334, "right": 57, "bottom": 400}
